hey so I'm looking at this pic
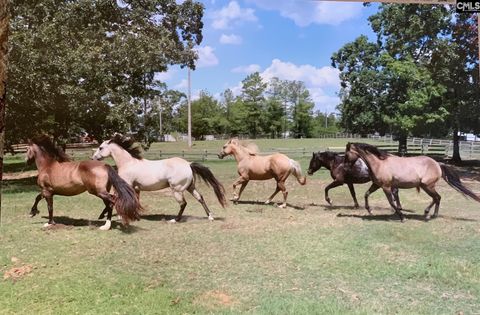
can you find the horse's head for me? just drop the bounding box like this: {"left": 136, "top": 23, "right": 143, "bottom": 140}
{"left": 307, "top": 151, "right": 335, "bottom": 175}
{"left": 218, "top": 138, "right": 238, "bottom": 159}
{"left": 91, "top": 140, "right": 112, "bottom": 161}
{"left": 25, "top": 142, "right": 37, "bottom": 164}
{"left": 307, "top": 152, "right": 322, "bottom": 175}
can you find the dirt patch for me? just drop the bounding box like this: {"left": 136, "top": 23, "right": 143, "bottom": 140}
{"left": 43, "top": 224, "right": 74, "bottom": 231}
{"left": 3, "top": 265, "right": 33, "bottom": 281}
{"left": 194, "top": 290, "right": 236, "bottom": 309}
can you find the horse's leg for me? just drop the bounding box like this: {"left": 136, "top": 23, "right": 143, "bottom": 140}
{"left": 265, "top": 183, "right": 280, "bottom": 205}
{"left": 188, "top": 186, "right": 214, "bottom": 221}
{"left": 43, "top": 193, "right": 55, "bottom": 228}
{"left": 382, "top": 187, "right": 405, "bottom": 222}
{"left": 392, "top": 188, "right": 402, "bottom": 210}
{"left": 324, "top": 180, "right": 343, "bottom": 206}
{"left": 30, "top": 193, "right": 43, "bottom": 217}
{"left": 420, "top": 184, "right": 441, "bottom": 220}
{"left": 346, "top": 183, "right": 360, "bottom": 208}
{"left": 232, "top": 177, "right": 248, "bottom": 202}
{"left": 170, "top": 191, "right": 187, "bottom": 223}
{"left": 98, "top": 192, "right": 114, "bottom": 230}
{"left": 277, "top": 181, "right": 288, "bottom": 208}
{"left": 364, "top": 183, "right": 380, "bottom": 215}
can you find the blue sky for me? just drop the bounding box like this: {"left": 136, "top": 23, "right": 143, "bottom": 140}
{"left": 159, "top": 0, "right": 380, "bottom": 114}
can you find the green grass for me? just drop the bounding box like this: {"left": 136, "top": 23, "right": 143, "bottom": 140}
{"left": 1, "top": 138, "right": 480, "bottom": 314}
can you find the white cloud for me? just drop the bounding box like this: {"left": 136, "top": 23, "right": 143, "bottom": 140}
{"left": 174, "top": 79, "right": 188, "bottom": 90}
{"left": 261, "top": 59, "right": 340, "bottom": 88}
{"left": 260, "top": 59, "right": 340, "bottom": 112}
{"left": 231, "top": 64, "right": 261, "bottom": 74}
{"left": 211, "top": 1, "right": 257, "bottom": 30}
{"left": 196, "top": 46, "right": 219, "bottom": 68}
{"left": 154, "top": 68, "right": 177, "bottom": 81}
{"left": 220, "top": 33, "right": 243, "bottom": 45}
{"left": 247, "top": 0, "right": 363, "bottom": 26}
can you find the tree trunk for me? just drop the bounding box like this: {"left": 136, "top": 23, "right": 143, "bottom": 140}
{"left": 397, "top": 134, "right": 407, "bottom": 156}
{"left": 0, "top": 0, "right": 9, "bottom": 225}
{"left": 452, "top": 126, "right": 462, "bottom": 163}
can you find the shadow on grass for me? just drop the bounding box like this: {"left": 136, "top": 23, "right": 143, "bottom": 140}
{"left": 233, "top": 200, "right": 305, "bottom": 210}
{"left": 336, "top": 212, "right": 477, "bottom": 222}
{"left": 319, "top": 205, "right": 416, "bottom": 213}
{"left": 141, "top": 214, "right": 226, "bottom": 222}
{"left": 39, "top": 216, "right": 143, "bottom": 233}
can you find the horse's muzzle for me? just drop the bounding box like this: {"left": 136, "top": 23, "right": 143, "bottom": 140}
{"left": 218, "top": 152, "right": 225, "bottom": 159}
{"left": 307, "top": 170, "right": 313, "bottom": 176}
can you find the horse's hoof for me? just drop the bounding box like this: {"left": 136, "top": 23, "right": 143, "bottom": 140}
{"left": 30, "top": 210, "right": 39, "bottom": 218}
{"left": 400, "top": 218, "right": 407, "bottom": 223}
{"left": 43, "top": 222, "right": 55, "bottom": 228}
{"left": 278, "top": 204, "right": 287, "bottom": 209}
{"left": 264, "top": 200, "right": 271, "bottom": 205}
{"left": 168, "top": 218, "right": 178, "bottom": 223}
{"left": 354, "top": 204, "right": 360, "bottom": 209}
{"left": 99, "top": 221, "right": 111, "bottom": 231}
{"left": 325, "top": 198, "right": 332, "bottom": 205}
{"left": 208, "top": 216, "right": 215, "bottom": 221}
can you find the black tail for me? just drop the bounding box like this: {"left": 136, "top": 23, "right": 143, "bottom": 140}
{"left": 107, "top": 165, "right": 143, "bottom": 224}
{"left": 440, "top": 164, "right": 480, "bottom": 203}
{"left": 190, "top": 162, "right": 227, "bottom": 208}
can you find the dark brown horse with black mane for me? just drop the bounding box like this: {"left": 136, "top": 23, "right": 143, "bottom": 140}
{"left": 307, "top": 151, "right": 401, "bottom": 211}
{"left": 345, "top": 142, "right": 480, "bottom": 222}
{"left": 27, "top": 135, "right": 142, "bottom": 230}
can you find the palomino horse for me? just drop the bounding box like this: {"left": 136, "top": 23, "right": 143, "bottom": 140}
{"left": 307, "top": 151, "right": 401, "bottom": 211}
{"left": 345, "top": 142, "right": 480, "bottom": 221}
{"left": 92, "top": 134, "right": 226, "bottom": 222}
{"left": 217, "top": 138, "right": 306, "bottom": 208}
{"left": 26, "top": 135, "right": 142, "bottom": 230}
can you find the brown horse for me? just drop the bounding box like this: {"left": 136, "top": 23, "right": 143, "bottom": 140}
{"left": 307, "top": 151, "right": 401, "bottom": 211}
{"left": 218, "top": 138, "right": 306, "bottom": 208}
{"left": 26, "top": 135, "right": 142, "bottom": 230}
{"left": 345, "top": 142, "right": 480, "bottom": 222}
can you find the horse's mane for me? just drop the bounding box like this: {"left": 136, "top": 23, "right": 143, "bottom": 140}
{"left": 230, "top": 138, "right": 259, "bottom": 156}
{"left": 348, "top": 142, "right": 389, "bottom": 160}
{"left": 318, "top": 151, "right": 340, "bottom": 160}
{"left": 109, "top": 133, "right": 143, "bottom": 159}
{"left": 31, "top": 135, "right": 72, "bottom": 162}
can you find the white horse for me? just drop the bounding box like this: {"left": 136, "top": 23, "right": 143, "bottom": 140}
{"left": 92, "top": 134, "right": 226, "bottom": 222}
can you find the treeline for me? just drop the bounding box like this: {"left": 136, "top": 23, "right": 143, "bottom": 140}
{"left": 171, "top": 73, "right": 339, "bottom": 140}
{"left": 332, "top": 5, "right": 479, "bottom": 160}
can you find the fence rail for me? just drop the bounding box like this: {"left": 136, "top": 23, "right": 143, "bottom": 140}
{"left": 7, "top": 136, "right": 480, "bottom": 160}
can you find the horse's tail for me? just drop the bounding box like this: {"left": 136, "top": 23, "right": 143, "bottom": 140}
{"left": 190, "top": 162, "right": 227, "bottom": 208}
{"left": 440, "top": 164, "right": 480, "bottom": 202}
{"left": 289, "top": 159, "right": 307, "bottom": 185}
{"left": 106, "top": 165, "right": 143, "bottom": 224}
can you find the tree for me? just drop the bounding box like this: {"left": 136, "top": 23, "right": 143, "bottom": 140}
{"left": 241, "top": 72, "right": 267, "bottom": 138}
{"left": 7, "top": 0, "right": 204, "bottom": 145}
{"left": 369, "top": 4, "right": 478, "bottom": 161}
{"left": 332, "top": 5, "right": 472, "bottom": 155}
{"left": 176, "top": 91, "right": 226, "bottom": 139}
{"left": 331, "top": 35, "right": 387, "bottom": 136}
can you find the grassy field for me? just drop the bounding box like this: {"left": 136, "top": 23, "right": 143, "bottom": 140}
{"left": 1, "top": 138, "right": 480, "bottom": 314}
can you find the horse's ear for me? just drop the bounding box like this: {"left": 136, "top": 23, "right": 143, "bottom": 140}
{"left": 312, "top": 152, "right": 315, "bottom": 157}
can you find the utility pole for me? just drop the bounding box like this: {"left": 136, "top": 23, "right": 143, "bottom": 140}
{"left": 325, "top": 110, "right": 328, "bottom": 129}
{"left": 158, "top": 97, "right": 162, "bottom": 142}
{"left": 187, "top": 68, "right": 192, "bottom": 148}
